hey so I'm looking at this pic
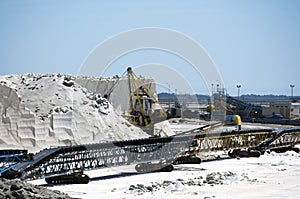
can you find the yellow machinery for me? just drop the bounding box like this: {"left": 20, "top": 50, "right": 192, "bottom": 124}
{"left": 225, "top": 114, "right": 242, "bottom": 130}
{"left": 234, "top": 114, "right": 242, "bottom": 130}
{"left": 126, "top": 67, "right": 166, "bottom": 134}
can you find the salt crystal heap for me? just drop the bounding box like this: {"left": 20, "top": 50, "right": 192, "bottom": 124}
{"left": 0, "top": 74, "right": 148, "bottom": 152}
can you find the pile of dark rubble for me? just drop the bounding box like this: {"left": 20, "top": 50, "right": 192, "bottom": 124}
{"left": 0, "top": 178, "right": 73, "bottom": 199}
{"left": 127, "top": 171, "right": 236, "bottom": 194}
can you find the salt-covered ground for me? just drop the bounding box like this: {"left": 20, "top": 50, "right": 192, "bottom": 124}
{"left": 32, "top": 150, "right": 300, "bottom": 199}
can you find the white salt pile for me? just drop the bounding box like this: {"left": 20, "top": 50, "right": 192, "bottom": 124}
{"left": 0, "top": 74, "right": 148, "bottom": 152}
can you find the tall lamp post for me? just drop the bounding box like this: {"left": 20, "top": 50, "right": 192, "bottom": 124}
{"left": 166, "top": 83, "right": 171, "bottom": 110}
{"left": 290, "top": 84, "right": 295, "bottom": 98}
{"left": 237, "top": 85, "right": 241, "bottom": 100}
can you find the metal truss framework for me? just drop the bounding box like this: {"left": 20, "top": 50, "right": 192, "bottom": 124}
{"left": 1, "top": 128, "right": 300, "bottom": 180}
{"left": 0, "top": 150, "right": 28, "bottom": 175}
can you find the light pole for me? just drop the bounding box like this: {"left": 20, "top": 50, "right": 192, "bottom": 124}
{"left": 290, "top": 84, "right": 295, "bottom": 98}
{"left": 216, "top": 80, "right": 222, "bottom": 93}
{"left": 211, "top": 83, "right": 214, "bottom": 95}
{"left": 237, "top": 85, "right": 241, "bottom": 100}
{"left": 166, "top": 83, "right": 171, "bottom": 110}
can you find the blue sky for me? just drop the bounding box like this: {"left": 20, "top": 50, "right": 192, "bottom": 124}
{"left": 0, "top": 0, "right": 299, "bottom": 96}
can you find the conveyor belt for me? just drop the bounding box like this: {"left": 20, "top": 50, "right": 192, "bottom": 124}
{"left": 1, "top": 127, "right": 299, "bottom": 180}
{"left": 12, "top": 147, "right": 63, "bottom": 172}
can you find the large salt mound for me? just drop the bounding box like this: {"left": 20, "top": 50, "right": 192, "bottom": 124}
{"left": 0, "top": 74, "right": 148, "bottom": 152}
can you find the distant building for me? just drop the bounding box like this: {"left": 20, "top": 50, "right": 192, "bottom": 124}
{"left": 261, "top": 97, "right": 300, "bottom": 120}
{"left": 290, "top": 103, "right": 300, "bottom": 119}
{"left": 290, "top": 97, "right": 300, "bottom": 119}
{"left": 262, "top": 102, "right": 291, "bottom": 119}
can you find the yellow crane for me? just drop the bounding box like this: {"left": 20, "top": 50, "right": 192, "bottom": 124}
{"left": 126, "top": 67, "right": 166, "bottom": 135}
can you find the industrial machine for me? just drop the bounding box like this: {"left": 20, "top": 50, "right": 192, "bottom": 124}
{"left": 225, "top": 114, "right": 242, "bottom": 130}
{"left": 0, "top": 128, "right": 299, "bottom": 182}
{"left": 126, "top": 67, "right": 166, "bottom": 135}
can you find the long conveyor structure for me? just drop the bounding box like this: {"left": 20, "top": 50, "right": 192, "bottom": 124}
{"left": 0, "top": 127, "right": 299, "bottom": 180}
